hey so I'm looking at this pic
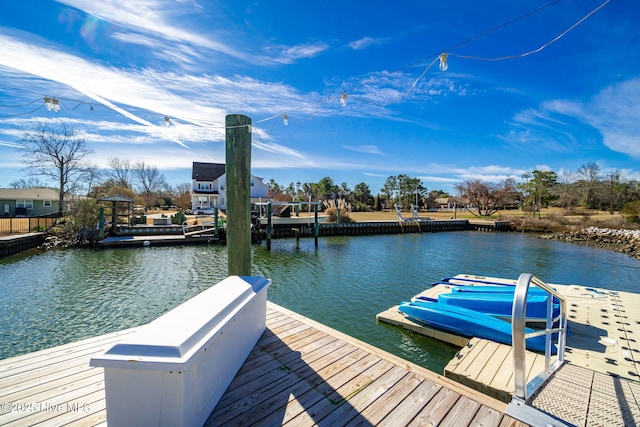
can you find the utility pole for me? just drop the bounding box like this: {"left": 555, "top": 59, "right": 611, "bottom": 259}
{"left": 226, "top": 114, "right": 252, "bottom": 276}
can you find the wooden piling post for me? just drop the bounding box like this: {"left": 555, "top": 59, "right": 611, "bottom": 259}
{"left": 98, "top": 207, "right": 105, "bottom": 240}
{"left": 313, "top": 203, "right": 319, "bottom": 248}
{"left": 225, "top": 114, "right": 252, "bottom": 276}
{"left": 266, "top": 202, "right": 272, "bottom": 251}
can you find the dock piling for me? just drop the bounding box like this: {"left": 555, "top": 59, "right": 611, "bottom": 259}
{"left": 225, "top": 114, "right": 252, "bottom": 276}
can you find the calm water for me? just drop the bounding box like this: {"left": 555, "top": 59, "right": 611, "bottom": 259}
{"left": 1, "top": 231, "right": 639, "bottom": 372}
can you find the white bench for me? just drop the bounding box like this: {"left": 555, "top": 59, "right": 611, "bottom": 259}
{"left": 90, "top": 275, "right": 271, "bottom": 427}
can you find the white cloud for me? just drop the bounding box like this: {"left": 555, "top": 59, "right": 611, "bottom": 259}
{"left": 57, "top": 0, "right": 252, "bottom": 63}
{"left": 348, "top": 37, "right": 385, "bottom": 50}
{"left": 343, "top": 145, "right": 383, "bottom": 155}
{"left": 0, "top": 140, "right": 23, "bottom": 148}
{"left": 271, "top": 42, "right": 330, "bottom": 64}
{"left": 579, "top": 78, "right": 640, "bottom": 157}
{"left": 505, "top": 78, "right": 640, "bottom": 158}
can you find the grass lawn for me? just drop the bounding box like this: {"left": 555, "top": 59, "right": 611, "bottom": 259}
{"left": 348, "top": 207, "right": 625, "bottom": 225}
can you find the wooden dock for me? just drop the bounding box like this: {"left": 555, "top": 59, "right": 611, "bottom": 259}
{"left": 0, "top": 302, "right": 524, "bottom": 426}
{"left": 376, "top": 278, "right": 640, "bottom": 425}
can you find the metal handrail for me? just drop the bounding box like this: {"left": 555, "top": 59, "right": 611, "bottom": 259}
{"left": 512, "top": 273, "right": 568, "bottom": 402}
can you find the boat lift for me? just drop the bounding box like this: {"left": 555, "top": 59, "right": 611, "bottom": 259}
{"left": 254, "top": 200, "right": 324, "bottom": 250}
{"left": 182, "top": 208, "right": 223, "bottom": 237}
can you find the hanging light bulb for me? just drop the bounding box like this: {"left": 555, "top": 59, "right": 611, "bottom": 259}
{"left": 52, "top": 98, "right": 60, "bottom": 112}
{"left": 283, "top": 113, "right": 289, "bottom": 126}
{"left": 439, "top": 53, "right": 449, "bottom": 71}
{"left": 340, "top": 93, "right": 348, "bottom": 107}
{"left": 44, "top": 96, "right": 53, "bottom": 111}
{"left": 164, "top": 116, "right": 170, "bottom": 127}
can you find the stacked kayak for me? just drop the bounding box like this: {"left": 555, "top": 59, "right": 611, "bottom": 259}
{"left": 433, "top": 285, "right": 560, "bottom": 321}
{"left": 399, "top": 284, "right": 559, "bottom": 353}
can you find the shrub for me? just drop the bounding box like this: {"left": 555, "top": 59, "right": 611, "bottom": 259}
{"left": 621, "top": 201, "right": 640, "bottom": 223}
{"left": 324, "top": 208, "right": 354, "bottom": 223}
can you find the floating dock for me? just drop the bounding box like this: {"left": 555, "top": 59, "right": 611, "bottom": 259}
{"left": 99, "top": 233, "right": 220, "bottom": 248}
{"left": 0, "top": 302, "right": 520, "bottom": 426}
{"left": 377, "top": 275, "right": 640, "bottom": 424}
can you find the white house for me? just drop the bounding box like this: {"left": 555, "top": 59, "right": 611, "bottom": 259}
{"left": 191, "top": 162, "right": 269, "bottom": 212}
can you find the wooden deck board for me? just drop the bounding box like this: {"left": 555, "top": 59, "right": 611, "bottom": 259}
{"left": 1, "top": 302, "right": 517, "bottom": 426}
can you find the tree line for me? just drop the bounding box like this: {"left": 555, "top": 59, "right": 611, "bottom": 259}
{"left": 265, "top": 164, "right": 640, "bottom": 220}
{"left": 454, "top": 164, "right": 640, "bottom": 218}
{"left": 10, "top": 121, "right": 640, "bottom": 221}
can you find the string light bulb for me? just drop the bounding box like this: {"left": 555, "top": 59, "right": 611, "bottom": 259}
{"left": 44, "top": 97, "right": 60, "bottom": 112}
{"left": 340, "top": 93, "right": 348, "bottom": 107}
{"left": 283, "top": 113, "right": 289, "bottom": 126}
{"left": 439, "top": 53, "right": 449, "bottom": 71}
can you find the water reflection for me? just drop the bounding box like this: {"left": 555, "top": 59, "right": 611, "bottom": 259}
{"left": 2, "top": 231, "right": 639, "bottom": 371}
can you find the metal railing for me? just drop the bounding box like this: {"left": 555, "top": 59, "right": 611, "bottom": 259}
{"left": 511, "top": 273, "right": 568, "bottom": 402}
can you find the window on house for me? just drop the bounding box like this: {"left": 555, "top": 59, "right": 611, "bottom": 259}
{"left": 220, "top": 184, "right": 225, "bottom": 190}
{"left": 250, "top": 179, "right": 254, "bottom": 187}
{"left": 17, "top": 200, "right": 33, "bottom": 209}
{"left": 43, "top": 200, "right": 52, "bottom": 207}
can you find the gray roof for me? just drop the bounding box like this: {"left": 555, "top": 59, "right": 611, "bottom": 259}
{"left": 97, "top": 195, "right": 135, "bottom": 203}
{"left": 0, "top": 187, "right": 59, "bottom": 200}
{"left": 192, "top": 162, "right": 225, "bottom": 181}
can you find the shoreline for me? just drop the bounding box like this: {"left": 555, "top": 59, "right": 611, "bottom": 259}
{"left": 540, "top": 226, "right": 640, "bottom": 260}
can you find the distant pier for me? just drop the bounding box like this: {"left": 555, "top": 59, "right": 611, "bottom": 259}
{"left": 260, "top": 219, "right": 511, "bottom": 239}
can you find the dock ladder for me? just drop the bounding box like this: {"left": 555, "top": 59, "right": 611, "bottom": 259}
{"left": 506, "top": 273, "right": 570, "bottom": 426}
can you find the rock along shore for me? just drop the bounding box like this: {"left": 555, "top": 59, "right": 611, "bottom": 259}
{"left": 541, "top": 226, "right": 640, "bottom": 260}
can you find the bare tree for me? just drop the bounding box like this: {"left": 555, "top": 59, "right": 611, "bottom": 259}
{"left": 577, "top": 162, "right": 601, "bottom": 208}
{"left": 20, "top": 120, "right": 93, "bottom": 215}
{"left": 455, "top": 179, "right": 516, "bottom": 216}
{"left": 133, "top": 161, "right": 166, "bottom": 207}
{"left": 107, "top": 157, "right": 134, "bottom": 188}
{"left": 174, "top": 183, "right": 193, "bottom": 211}
{"left": 9, "top": 177, "right": 47, "bottom": 189}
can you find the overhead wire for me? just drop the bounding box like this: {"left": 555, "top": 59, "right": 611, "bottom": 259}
{"left": 256, "top": 0, "right": 610, "bottom": 131}
{"left": 451, "top": 0, "right": 611, "bottom": 61}
{"left": 0, "top": 0, "right": 611, "bottom": 137}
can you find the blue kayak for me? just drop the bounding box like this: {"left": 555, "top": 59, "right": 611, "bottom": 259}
{"left": 399, "top": 300, "right": 553, "bottom": 353}
{"left": 450, "top": 285, "right": 547, "bottom": 294}
{"left": 437, "top": 289, "right": 556, "bottom": 320}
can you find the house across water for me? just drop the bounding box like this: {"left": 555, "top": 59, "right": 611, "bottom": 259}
{"left": 191, "top": 162, "right": 269, "bottom": 212}
{"left": 0, "top": 187, "right": 60, "bottom": 217}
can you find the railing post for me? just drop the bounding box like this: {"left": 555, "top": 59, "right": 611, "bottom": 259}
{"left": 511, "top": 273, "right": 567, "bottom": 403}
{"left": 512, "top": 273, "right": 531, "bottom": 400}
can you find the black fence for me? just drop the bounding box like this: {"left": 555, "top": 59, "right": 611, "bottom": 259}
{"left": 0, "top": 215, "right": 59, "bottom": 235}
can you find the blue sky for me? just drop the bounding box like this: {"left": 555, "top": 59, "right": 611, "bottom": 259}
{"left": 0, "top": 0, "right": 638, "bottom": 195}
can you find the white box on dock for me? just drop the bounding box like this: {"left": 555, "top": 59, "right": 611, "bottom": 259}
{"left": 90, "top": 275, "right": 270, "bottom": 427}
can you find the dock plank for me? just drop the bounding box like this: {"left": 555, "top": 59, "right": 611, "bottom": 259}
{"left": 439, "top": 395, "right": 482, "bottom": 427}
{"left": 345, "top": 371, "right": 424, "bottom": 426}
{"left": 408, "top": 386, "right": 460, "bottom": 426}
{"left": 377, "top": 379, "right": 443, "bottom": 426}
{"left": 1, "top": 302, "right": 517, "bottom": 426}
